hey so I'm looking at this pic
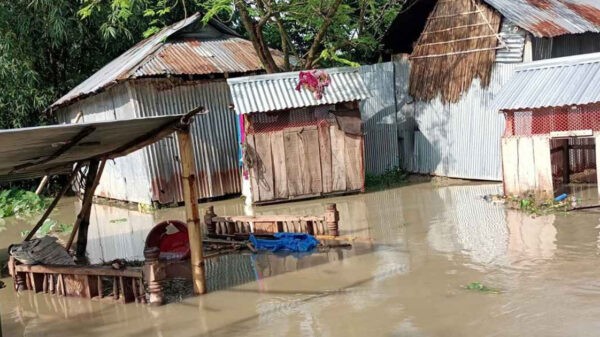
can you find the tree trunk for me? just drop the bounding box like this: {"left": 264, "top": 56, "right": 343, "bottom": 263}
{"left": 235, "top": 0, "right": 280, "bottom": 73}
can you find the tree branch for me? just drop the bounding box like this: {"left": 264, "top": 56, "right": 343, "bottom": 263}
{"left": 303, "top": 0, "right": 344, "bottom": 68}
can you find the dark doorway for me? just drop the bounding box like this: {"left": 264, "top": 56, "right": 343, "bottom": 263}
{"left": 550, "top": 137, "right": 597, "bottom": 197}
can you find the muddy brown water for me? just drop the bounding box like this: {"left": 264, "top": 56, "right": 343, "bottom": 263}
{"left": 2, "top": 182, "right": 600, "bottom": 336}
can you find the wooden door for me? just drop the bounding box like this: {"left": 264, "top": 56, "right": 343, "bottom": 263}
{"left": 246, "top": 125, "right": 364, "bottom": 203}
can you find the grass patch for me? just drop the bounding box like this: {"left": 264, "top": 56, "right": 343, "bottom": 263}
{"left": 0, "top": 188, "right": 50, "bottom": 218}
{"left": 365, "top": 167, "right": 409, "bottom": 191}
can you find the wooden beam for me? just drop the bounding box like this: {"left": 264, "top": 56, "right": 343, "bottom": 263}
{"left": 177, "top": 126, "right": 206, "bottom": 295}
{"left": 65, "top": 158, "right": 105, "bottom": 254}
{"left": 25, "top": 162, "right": 83, "bottom": 241}
{"left": 12, "top": 126, "right": 95, "bottom": 173}
{"left": 14, "top": 264, "right": 143, "bottom": 278}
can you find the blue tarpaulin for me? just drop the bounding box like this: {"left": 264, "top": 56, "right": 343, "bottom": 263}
{"left": 249, "top": 233, "right": 320, "bottom": 253}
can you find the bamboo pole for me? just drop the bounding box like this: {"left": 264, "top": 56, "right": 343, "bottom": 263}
{"left": 177, "top": 126, "right": 206, "bottom": 295}
{"left": 25, "top": 162, "right": 83, "bottom": 241}
{"left": 66, "top": 158, "right": 106, "bottom": 254}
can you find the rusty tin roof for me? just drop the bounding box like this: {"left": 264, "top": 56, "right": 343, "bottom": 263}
{"left": 483, "top": 0, "right": 600, "bottom": 37}
{"left": 50, "top": 13, "right": 283, "bottom": 110}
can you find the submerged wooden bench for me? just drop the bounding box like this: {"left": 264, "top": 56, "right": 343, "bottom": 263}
{"left": 9, "top": 256, "right": 145, "bottom": 304}
{"left": 204, "top": 203, "right": 340, "bottom": 236}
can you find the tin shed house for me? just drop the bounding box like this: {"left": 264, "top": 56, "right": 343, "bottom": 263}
{"left": 227, "top": 68, "right": 370, "bottom": 204}
{"left": 494, "top": 53, "right": 600, "bottom": 198}
{"left": 49, "top": 13, "right": 284, "bottom": 205}
{"left": 382, "top": 0, "right": 600, "bottom": 181}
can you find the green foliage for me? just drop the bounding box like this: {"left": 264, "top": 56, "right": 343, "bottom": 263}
{"left": 20, "top": 218, "right": 56, "bottom": 238}
{"left": 20, "top": 218, "right": 73, "bottom": 238}
{"left": 0, "top": 0, "right": 147, "bottom": 130}
{"left": 0, "top": 188, "right": 50, "bottom": 218}
{"left": 465, "top": 282, "right": 501, "bottom": 294}
{"left": 79, "top": 0, "right": 407, "bottom": 69}
{"left": 365, "top": 167, "right": 408, "bottom": 191}
{"left": 507, "top": 195, "right": 569, "bottom": 215}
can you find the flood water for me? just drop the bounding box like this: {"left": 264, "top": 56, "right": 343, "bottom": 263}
{"left": 2, "top": 181, "right": 600, "bottom": 336}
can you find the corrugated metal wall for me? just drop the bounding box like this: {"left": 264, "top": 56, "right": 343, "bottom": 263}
{"left": 360, "top": 63, "right": 399, "bottom": 174}
{"left": 131, "top": 79, "right": 241, "bottom": 204}
{"left": 397, "top": 62, "right": 515, "bottom": 181}
{"left": 57, "top": 84, "right": 155, "bottom": 204}
{"left": 57, "top": 79, "right": 241, "bottom": 205}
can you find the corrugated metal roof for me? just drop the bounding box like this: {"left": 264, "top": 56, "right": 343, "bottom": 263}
{"left": 493, "top": 52, "right": 600, "bottom": 111}
{"left": 227, "top": 67, "right": 371, "bottom": 114}
{"left": 130, "top": 37, "right": 282, "bottom": 77}
{"left": 0, "top": 114, "right": 191, "bottom": 182}
{"left": 484, "top": 0, "right": 600, "bottom": 37}
{"left": 50, "top": 13, "right": 281, "bottom": 110}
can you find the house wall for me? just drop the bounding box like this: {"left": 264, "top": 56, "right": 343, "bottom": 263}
{"left": 57, "top": 83, "right": 154, "bottom": 204}
{"left": 129, "top": 78, "right": 241, "bottom": 204}
{"left": 392, "top": 20, "right": 526, "bottom": 181}
{"left": 56, "top": 79, "right": 241, "bottom": 205}
{"left": 501, "top": 135, "right": 554, "bottom": 198}
{"left": 360, "top": 63, "right": 399, "bottom": 175}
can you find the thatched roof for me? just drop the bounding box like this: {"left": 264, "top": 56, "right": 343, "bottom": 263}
{"left": 409, "top": 0, "right": 502, "bottom": 102}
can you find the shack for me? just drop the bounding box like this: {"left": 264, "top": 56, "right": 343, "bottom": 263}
{"left": 227, "top": 68, "right": 370, "bottom": 204}
{"left": 48, "top": 13, "right": 285, "bottom": 205}
{"left": 494, "top": 52, "right": 600, "bottom": 198}
{"left": 382, "top": 0, "right": 600, "bottom": 181}
{"left": 3, "top": 108, "right": 345, "bottom": 305}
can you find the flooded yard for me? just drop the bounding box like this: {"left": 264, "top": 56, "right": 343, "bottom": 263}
{"left": 2, "top": 181, "right": 600, "bottom": 336}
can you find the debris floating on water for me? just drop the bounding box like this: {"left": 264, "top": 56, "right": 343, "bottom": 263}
{"left": 465, "top": 282, "right": 501, "bottom": 294}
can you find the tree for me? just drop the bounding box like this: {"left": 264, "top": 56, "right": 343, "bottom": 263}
{"left": 78, "top": 0, "right": 407, "bottom": 72}
{"left": 0, "top": 0, "right": 146, "bottom": 129}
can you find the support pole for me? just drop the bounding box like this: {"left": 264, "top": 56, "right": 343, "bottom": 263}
{"left": 177, "top": 126, "right": 206, "bottom": 295}
{"left": 562, "top": 140, "right": 570, "bottom": 185}
{"left": 25, "top": 162, "right": 83, "bottom": 241}
{"left": 65, "top": 158, "right": 105, "bottom": 257}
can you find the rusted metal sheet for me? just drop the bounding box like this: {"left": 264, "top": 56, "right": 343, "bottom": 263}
{"left": 50, "top": 13, "right": 279, "bottom": 111}
{"left": 132, "top": 79, "right": 241, "bottom": 204}
{"left": 50, "top": 14, "right": 202, "bottom": 110}
{"left": 132, "top": 38, "right": 284, "bottom": 78}
{"left": 484, "top": 0, "right": 600, "bottom": 37}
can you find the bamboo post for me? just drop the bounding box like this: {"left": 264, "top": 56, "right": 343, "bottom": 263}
{"left": 325, "top": 203, "right": 339, "bottom": 236}
{"left": 25, "top": 162, "right": 83, "bottom": 241}
{"left": 177, "top": 126, "right": 206, "bottom": 295}
{"left": 66, "top": 158, "right": 106, "bottom": 256}
{"left": 204, "top": 206, "right": 216, "bottom": 234}
{"left": 34, "top": 176, "right": 50, "bottom": 195}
